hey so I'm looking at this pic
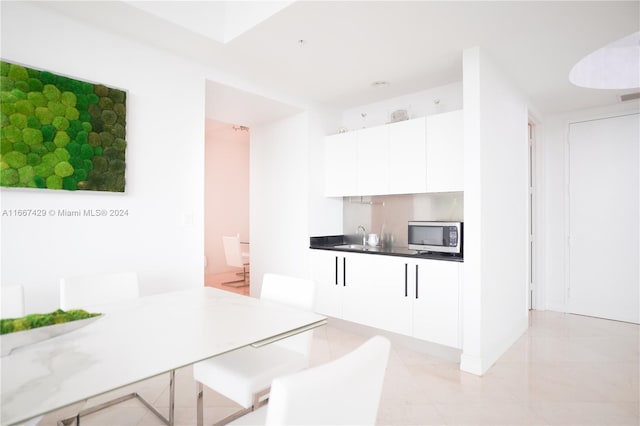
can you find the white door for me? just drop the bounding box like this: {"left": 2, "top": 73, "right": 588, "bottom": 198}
{"left": 568, "top": 113, "right": 639, "bottom": 324}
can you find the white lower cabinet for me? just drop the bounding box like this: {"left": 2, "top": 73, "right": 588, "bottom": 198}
{"left": 311, "top": 251, "right": 411, "bottom": 335}
{"left": 310, "top": 249, "right": 461, "bottom": 348}
{"left": 311, "top": 249, "right": 346, "bottom": 318}
{"left": 408, "top": 258, "right": 461, "bottom": 348}
{"left": 341, "top": 253, "right": 412, "bottom": 336}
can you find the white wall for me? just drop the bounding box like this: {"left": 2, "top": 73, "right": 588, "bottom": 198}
{"left": 307, "top": 110, "right": 344, "bottom": 236}
{"left": 250, "top": 110, "right": 342, "bottom": 297}
{"left": 339, "top": 82, "right": 463, "bottom": 131}
{"left": 542, "top": 101, "right": 640, "bottom": 312}
{"left": 461, "top": 47, "right": 530, "bottom": 375}
{"left": 0, "top": 2, "right": 206, "bottom": 313}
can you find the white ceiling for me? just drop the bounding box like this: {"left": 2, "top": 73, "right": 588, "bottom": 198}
{"left": 124, "top": 1, "right": 293, "bottom": 44}
{"left": 36, "top": 1, "right": 639, "bottom": 123}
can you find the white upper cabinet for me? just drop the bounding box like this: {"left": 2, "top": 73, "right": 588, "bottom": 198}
{"left": 357, "top": 125, "right": 389, "bottom": 196}
{"left": 324, "top": 131, "right": 358, "bottom": 197}
{"left": 426, "top": 110, "right": 464, "bottom": 192}
{"left": 388, "top": 117, "right": 428, "bottom": 194}
{"left": 324, "top": 109, "right": 463, "bottom": 197}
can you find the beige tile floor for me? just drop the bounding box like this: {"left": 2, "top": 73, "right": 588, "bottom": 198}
{"left": 35, "top": 310, "right": 639, "bottom": 425}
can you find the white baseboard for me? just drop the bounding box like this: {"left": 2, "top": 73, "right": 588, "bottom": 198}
{"left": 460, "top": 315, "right": 529, "bottom": 376}
{"left": 545, "top": 302, "right": 567, "bottom": 313}
{"left": 460, "top": 353, "right": 484, "bottom": 375}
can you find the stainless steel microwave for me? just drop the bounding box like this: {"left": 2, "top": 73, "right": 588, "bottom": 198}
{"left": 408, "top": 221, "right": 463, "bottom": 255}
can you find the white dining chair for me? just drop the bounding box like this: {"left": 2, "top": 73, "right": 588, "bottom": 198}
{"left": 229, "top": 335, "right": 391, "bottom": 425}
{"left": 58, "top": 271, "right": 175, "bottom": 426}
{"left": 222, "top": 235, "right": 250, "bottom": 288}
{"left": 60, "top": 271, "right": 139, "bottom": 312}
{"left": 1, "top": 284, "right": 25, "bottom": 318}
{"left": 193, "top": 273, "right": 316, "bottom": 426}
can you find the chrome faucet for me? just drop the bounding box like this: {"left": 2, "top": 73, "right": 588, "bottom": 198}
{"left": 357, "top": 225, "right": 366, "bottom": 246}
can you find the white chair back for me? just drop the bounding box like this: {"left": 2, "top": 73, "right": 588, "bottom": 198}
{"left": 261, "top": 273, "right": 316, "bottom": 357}
{"left": 60, "top": 271, "right": 139, "bottom": 311}
{"left": 223, "top": 235, "right": 246, "bottom": 268}
{"left": 222, "top": 235, "right": 246, "bottom": 268}
{"left": 265, "top": 336, "right": 391, "bottom": 425}
{"left": 1, "top": 285, "right": 25, "bottom": 318}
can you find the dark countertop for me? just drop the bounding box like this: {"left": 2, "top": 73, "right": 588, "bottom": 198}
{"left": 310, "top": 235, "right": 464, "bottom": 262}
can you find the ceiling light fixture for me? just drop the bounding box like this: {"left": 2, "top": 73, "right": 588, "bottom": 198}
{"left": 371, "top": 81, "right": 390, "bottom": 88}
{"left": 569, "top": 31, "right": 640, "bottom": 89}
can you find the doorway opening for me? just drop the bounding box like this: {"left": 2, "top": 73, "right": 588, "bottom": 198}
{"left": 528, "top": 121, "right": 536, "bottom": 310}
{"left": 204, "top": 119, "right": 250, "bottom": 296}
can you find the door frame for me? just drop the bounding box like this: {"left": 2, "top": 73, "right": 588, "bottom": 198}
{"left": 528, "top": 113, "right": 544, "bottom": 311}
{"left": 527, "top": 121, "right": 535, "bottom": 310}
{"left": 564, "top": 109, "right": 640, "bottom": 321}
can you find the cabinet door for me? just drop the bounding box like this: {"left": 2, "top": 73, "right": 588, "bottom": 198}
{"left": 412, "top": 259, "right": 461, "bottom": 348}
{"left": 426, "top": 110, "right": 464, "bottom": 192}
{"left": 387, "top": 117, "right": 428, "bottom": 194}
{"left": 324, "top": 132, "right": 358, "bottom": 197}
{"left": 340, "top": 253, "right": 412, "bottom": 336}
{"left": 356, "top": 126, "right": 389, "bottom": 196}
{"left": 310, "top": 250, "right": 343, "bottom": 317}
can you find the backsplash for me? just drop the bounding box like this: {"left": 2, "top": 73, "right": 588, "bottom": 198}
{"left": 343, "top": 192, "right": 464, "bottom": 247}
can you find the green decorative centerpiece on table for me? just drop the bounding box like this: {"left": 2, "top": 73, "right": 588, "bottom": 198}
{"left": 1, "top": 309, "right": 100, "bottom": 335}
{"left": 1, "top": 309, "right": 101, "bottom": 356}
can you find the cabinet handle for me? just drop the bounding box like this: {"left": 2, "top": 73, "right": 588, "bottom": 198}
{"left": 415, "top": 264, "right": 419, "bottom": 299}
{"left": 404, "top": 263, "right": 408, "bottom": 297}
{"left": 343, "top": 257, "right": 346, "bottom": 286}
{"left": 335, "top": 256, "right": 338, "bottom": 285}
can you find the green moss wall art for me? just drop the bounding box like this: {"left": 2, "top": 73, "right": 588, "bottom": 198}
{"left": 0, "top": 60, "right": 127, "bottom": 192}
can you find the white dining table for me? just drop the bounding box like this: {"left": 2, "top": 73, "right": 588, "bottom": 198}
{"left": 0, "top": 287, "right": 327, "bottom": 426}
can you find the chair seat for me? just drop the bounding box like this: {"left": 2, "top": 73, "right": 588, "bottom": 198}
{"left": 193, "top": 344, "right": 307, "bottom": 409}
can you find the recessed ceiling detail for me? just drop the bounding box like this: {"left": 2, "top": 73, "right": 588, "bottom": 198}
{"left": 125, "top": 0, "right": 293, "bottom": 44}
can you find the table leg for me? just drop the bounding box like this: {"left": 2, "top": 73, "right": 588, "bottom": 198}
{"left": 196, "top": 382, "right": 204, "bottom": 426}
{"left": 169, "top": 369, "right": 176, "bottom": 426}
